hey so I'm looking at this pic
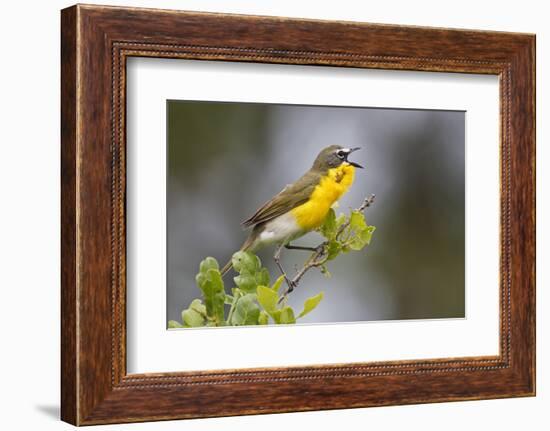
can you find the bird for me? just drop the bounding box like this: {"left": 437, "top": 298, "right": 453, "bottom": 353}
{"left": 221, "top": 145, "right": 363, "bottom": 276}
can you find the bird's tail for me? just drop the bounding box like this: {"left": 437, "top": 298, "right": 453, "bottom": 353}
{"left": 220, "top": 231, "right": 258, "bottom": 276}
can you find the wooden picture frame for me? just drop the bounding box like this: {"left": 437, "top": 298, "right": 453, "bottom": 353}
{"left": 61, "top": 4, "right": 535, "bottom": 425}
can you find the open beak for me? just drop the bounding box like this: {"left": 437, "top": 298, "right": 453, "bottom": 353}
{"left": 346, "top": 147, "right": 363, "bottom": 169}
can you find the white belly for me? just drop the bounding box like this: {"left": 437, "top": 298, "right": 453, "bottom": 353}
{"left": 255, "top": 212, "right": 304, "bottom": 249}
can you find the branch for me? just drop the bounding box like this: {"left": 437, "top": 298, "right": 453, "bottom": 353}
{"left": 279, "top": 194, "right": 376, "bottom": 302}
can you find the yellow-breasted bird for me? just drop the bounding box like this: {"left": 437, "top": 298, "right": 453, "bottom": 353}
{"left": 221, "top": 145, "right": 363, "bottom": 276}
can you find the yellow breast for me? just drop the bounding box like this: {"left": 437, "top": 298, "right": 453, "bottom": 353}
{"left": 291, "top": 163, "right": 355, "bottom": 230}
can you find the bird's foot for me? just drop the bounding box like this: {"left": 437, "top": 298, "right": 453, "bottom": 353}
{"left": 278, "top": 279, "right": 296, "bottom": 304}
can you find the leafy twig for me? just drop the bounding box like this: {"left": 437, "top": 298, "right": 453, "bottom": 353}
{"left": 336, "top": 194, "right": 376, "bottom": 237}
{"left": 170, "top": 195, "right": 376, "bottom": 328}
{"left": 278, "top": 194, "right": 376, "bottom": 301}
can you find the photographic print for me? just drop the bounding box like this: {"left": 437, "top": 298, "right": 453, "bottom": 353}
{"left": 166, "top": 101, "right": 465, "bottom": 328}
{"left": 61, "top": 6, "right": 535, "bottom": 423}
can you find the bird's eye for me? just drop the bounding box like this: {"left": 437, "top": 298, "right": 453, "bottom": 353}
{"left": 336, "top": 150, "right": 346, "bottom": 159}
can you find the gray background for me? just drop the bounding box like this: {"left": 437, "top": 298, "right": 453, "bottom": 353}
{"left": 167, "top": 101, "right": 465, "bottom": 324}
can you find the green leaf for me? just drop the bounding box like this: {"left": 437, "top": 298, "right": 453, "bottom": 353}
{"left": 320, "top": 208, "right": 337, "bottom": 239}
{"left": 232, "top": 264, "right": 270, "bottom": 294}
{"left": 195, "top": 272, "right": 207, "bottom": 288}
{"left": 362, "top": 225, "right": 376, "bottom": 245}
{"left": 188, "top": 298, "right": 206, "bottom": 316}
{"left": 258, "top": 311, "right": 269, "bottom": 325}
{"left": 232, "top": 251, "right": 261, "bottom": 274}
{"left": 182, "top": 308, "right": 206, "bottom": 327}
{"left": 181, "top": 299, "right": 207, "bottom": 327}
{"left": 199, "top": 256, "right": 219, "bottom": 273}
{"left": 349, "top": 210, "right": 367, "bottom": 231}
{"left": 224, "top": 294, "right": 234, "bottom": 305}
{"left": 255, "top": 267, "right": 270, "bottom": 287}
{"left": 279, "top": 306, "right": 296, "bottom": 324}
{"left": 271, "top": 310, "right": 281, "bottom": 324}
{"left": 271, "top": 275, "right": 285, "bottom": 294}
{"left": 168, "top": 320, "right": 184, "bottom": 328}
{"left": 348, "top": 225, "right": 376, "bottom": 251}
{"left": 335, "top": 212, "right": 346, "bottom": 228}
{"left": 298, "top": 292, "right": 324, "bottom": 318}
{"left": 233, "top": 273, "right": 257, "bottom": 293}
{"left": 196, "top": 268, "right": 225, "bottom": 324}
{"left": 257, "top": 285, "right": 278, "bottom": 314}
{"left": 230, "top": 294, "right": 260, "bottom": 325}
{"left": 326, "top": 240, "right": 341, "bottom": 261}
{"left": 348, "top": 237, "right": 365, "bottom": 251}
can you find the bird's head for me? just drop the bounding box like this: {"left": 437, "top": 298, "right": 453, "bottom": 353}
{"left": 312, "top": 145, "right": 363, "bottom": 171}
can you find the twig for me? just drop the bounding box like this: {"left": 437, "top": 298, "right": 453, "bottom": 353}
{"left": 278, "top": 194, "right": 376, "bottom": 302}
{"left": 335, "top": 194, "right": 376, "bottom": 238}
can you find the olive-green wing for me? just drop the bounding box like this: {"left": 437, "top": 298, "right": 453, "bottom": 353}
{"left": 242, "top": 170, "right": 320, "bottom": 228}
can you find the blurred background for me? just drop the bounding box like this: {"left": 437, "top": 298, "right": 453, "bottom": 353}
{"left": 167, "top": 100, "right": 465, "bottom": 324}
